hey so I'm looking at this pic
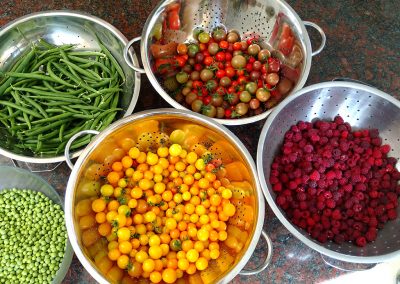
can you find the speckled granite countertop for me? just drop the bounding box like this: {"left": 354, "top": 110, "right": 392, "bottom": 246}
{"left": 0, "top": 0, "right": 399, "bottom": 283}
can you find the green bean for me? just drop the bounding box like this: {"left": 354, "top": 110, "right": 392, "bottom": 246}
{"left": 67, "top": 51, "right": 106, "bottom": 57}
{"left": 36, "top": 134, "right": 43, "bottom": 152}
{"left": 20, "top": 95, "right": 48, "bottom": 118}
{"left": 3, "top": 78, "right": 37, "bottom": 94}
{"left": 59, "top": 123, "right": 65, "bottom": 142}
{"left": 13, "top": 86, "right": 76, "bottom": 99}
{"left": 67, "top": 55, "right": 111, "bottom": 74}
{"left": 27, "top": 95, "right": 86, "bottom": 104}
{"left": 51, "top": 62, "right": 97, "bottom": 93}
{"left": 86, "top": 87, "right": 121, "bottom": 98}
{"left": 0, "top": 47, "right": 36, "bottom": 95}
{"left": 23, "top": 119, "right": 70, "bottom": 137}
{"left": 46, "top": 62, "right": 76, "bottom": 88}
{"left": 98, "top": 42, "right": 125, "bottom": 82}
{"left": 43, "top": 81, "right": 85, "bottom": 96}
{"left": 3, "top": 71, "right": 67, "bottom": 85}
{"left": 29, "top": 54, "right": 60, "bottom": 71}
{"left": 6, "top": 106, "right": 15, "bottom": 136}
{"left": 60, "top": 59, "right": 102, "bottom": 81}
{"left": 30, "top": 112, "right": 73, "bottom": 125}
{"left": 11, "top": 91, "right": 32, "bottom": 130}
{"left": 0, "top": 100, "right": 43, "bottom": 119}
{"left": 60, "top": 105, "right": 83, "bottom": 114}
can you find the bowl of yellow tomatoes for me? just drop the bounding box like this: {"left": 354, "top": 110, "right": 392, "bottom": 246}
{"left": 65, "top": 108, "right": 272, "bottom": 283}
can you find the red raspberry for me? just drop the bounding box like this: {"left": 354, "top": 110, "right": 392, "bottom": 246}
{"left": 310, "top": 170, "right": 320, "bottom": 181}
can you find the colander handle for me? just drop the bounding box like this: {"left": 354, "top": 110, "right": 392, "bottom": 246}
{"left": 123, "top": 37, "right": 146, "bottom": 74}
{"left": 320, "top": 254, "right": 376, "bottom": 271}
{"left": 238, "top": 230, "right": 273, "bottom": 276}
{"left": 303, "top": 21, "right": 326, "bottom": 57}
{"left": 64, "top": 130, "right": 99, "bottom": 170}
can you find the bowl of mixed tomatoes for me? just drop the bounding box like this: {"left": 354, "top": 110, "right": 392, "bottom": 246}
{"left": 65, "top": 109, "right": 271, "bottom": 283}
{"left": 124, "top": 0, "right": 325, "bottom": 125}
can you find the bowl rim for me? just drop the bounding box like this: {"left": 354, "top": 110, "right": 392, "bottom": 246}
{"left": 139, "top": 0, "right": 313, "bottom": 125}
{"left": 65, "top": 108, "right": 265, "bottom": 284}
{"left": 0, "top": 165, "right": 73, "bottom": 283}
{"left": 0, "top": 9, "right": 141, "bottom": 164}
{"left": 257, "top": 81, "right": 400, "bottom": 263}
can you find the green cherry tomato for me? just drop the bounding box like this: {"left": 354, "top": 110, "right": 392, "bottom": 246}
{"left": 191, "top": 99, "right": 203, "bottom": 112}
{"left": 245, "top": 82, "right": 258, "bottom": 94}
{"left": 208, "top": 43, "right": 219, "bottom": 55}
{"left": 236, "top": 102, "right": 249, "bottom": 116}
{"left": 231, "top": 55, "right": 246, "bottom": 69}
{"left": 198, "top": 32, "right": 211, "bottom": 43}
{"left": 176, "top": 72, "right": 189, "bottom": 84}
{"left": 200, "top": 69, "right": 214, "bottom": 82}
{"left": 188, "top": 44, "right": 200, "bottom": 57}
{"left": 202, "top": 105, "right": 217, "bottom": 117}
{"left": 212, "top": 28, "right": 227, "bottom": 42}
{"left": 256, "top": 88, "right": 271, "bottom": 102}
{"left": 239, "top": 90, "right": 252, "bottom": 102}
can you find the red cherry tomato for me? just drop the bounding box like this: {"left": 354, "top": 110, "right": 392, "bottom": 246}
{"left": 224, "top": 108, "right": 232, "bottom": 118}
{"left": 225, "top": 67, "right": 235, "bottom": 78}
{"left": 201, "top": 88, "right": 209, "bottom": 96}
{"left": 192, "top": 80, "right": 203, "bottom": 89}
{"left": 237, "top": 75, "right": 247, "bottom": 85}
{"left": 215, "top": 86, "right": 226, "bottom": 96}
{"left": 215, "top": 51, "right": 226, "bottom": 62}
{"left": 203, "top": 96, "right": 211, "bottom": 105}
{"left": 204, "top": 56, "right": 214, "bottom": 66}
{"left": 216, "top": 69, "right": 226, "bottom": 78}
{"left": 219, "top": 40, "right": 229, "bottom": 49}
{"left": 268, "top": 57, "right": 281, "bottom": 73}
{"left": 225, "top": 53, "right": 232, "bottom": 62}
{"left": 236, "top": 69, "right": 245, "bottom": 77}
{"left": 199, "top": 43, "right": 207, "bottom": 51}
{"left": 233, "top": 42, "right": 242, "bottom": 51}
{"left": 245, "top": 63, "right": 253, "bottom": 72}
{"left": 202, "top": 50, "right": 210, "bottom": 57}
{"left": 248, "top": 57, "right": 255, "bottom": 64}
{"left": 194, "top": 63, "right": 203, "bottom": 71}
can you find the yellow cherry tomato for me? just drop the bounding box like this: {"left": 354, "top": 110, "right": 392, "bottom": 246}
{"left": 186, "top": 249, "right": 199, "bottom": 263}
{"left": 162, "top": 268, "right": 177, "bottom": 284}
{"left": 142, "top": 258, "right": 155, "bottom": 273}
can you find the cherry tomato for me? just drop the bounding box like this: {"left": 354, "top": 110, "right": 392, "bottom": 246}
{"left": 225, "top": 67, "right": 235, "bottom": 78}
{"left": 210, "top": 94, "right": 223, "bottom": 107}
{"left": 215, "top": 51, "right": 226, "bottom": 62}
{"left": 204, "top": 56, "right": 214, "bottom": 66}
{"left": 203, "top": 96, "right": 211, "bottom": 105}
{"left": 268, "top": 57, "right": 281, "bottom": 73}
{"left": 219, "top": 40, "right": 229, "bottom": 49}
{"left": 224, "top": 108, "right": 232, "bottom": 118}
{"left": 202, "top": 104, "right": 217, "bottom": 117}
{"left": 219, "top": 76, "right": 231, "bottom": 87}
{"left": 208, "top": 42, "right": 219, "bottom": 55}
{"left": 177, "top": 43, "right": 188, "bottom": 55}
{"left": 215, "top": 69, "right": 226, "bottom": 79}
{"left": 233, "top": 42, "right": 242, "bottom": 51}
{"left": 198, "top": 32, "right": 210, "bottom": 43}
{"left": 249, "top": 98, "right": 260, "bottom": 109}
{"left": 227, "top": 31, "right": 240, "bottom": 43}
{"left": 266, "top": 73, "right": 280, "bottom": 86}
{"left": 205, "top": 79, "right": 218, "bottom": 91}
{"left": 200, "top": 69, "right": 214, "bottom": 82}
{"left": 225, "top": 52, "right": 232, "bottom": 62}
{"left": 239, "top": 91, "right": 251, "bottom": 103}
{"left": 212, "top": 28, "right": 226, "bottom": 42}
{"left": 256, "top": 88, "right": 271, "bottom": 102}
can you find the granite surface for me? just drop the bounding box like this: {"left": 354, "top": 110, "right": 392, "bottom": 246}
{"left": 0, "top": 0, "right": 399, "bottom": 283}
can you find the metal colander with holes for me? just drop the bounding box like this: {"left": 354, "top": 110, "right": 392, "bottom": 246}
{"left": 123, "top": 0, "right": 325, "bottom": 125}
{"left": 65, "top": 109, "right": 272, "bottom": 284}
{"left": 257, "top": 81, "right": 400, "bottom": 263}
{"left": 0, "top": 10, "right": 141, "bottom": 164}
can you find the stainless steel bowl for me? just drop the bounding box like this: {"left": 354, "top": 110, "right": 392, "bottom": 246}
{"left": 65, "top": 109, "right": 272, "bottom": 283}
{"left": 257, "top": 81, "right": 400, "bottom": 263}
{"left": 0, "top": 10, "right": 141, "bottom": 164}
{"left": 124, "top": 0, "right": 325, "bottom": 125}
{"left": 0, "top": 165, "right": 73, "bottom": 283}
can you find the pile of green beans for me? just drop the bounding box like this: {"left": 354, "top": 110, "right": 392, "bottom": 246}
{"left": 0, "top": 189, "right": 67, "bottom": 283}
{"left": 0, "top": 39, "right": 125, "bottom": 156}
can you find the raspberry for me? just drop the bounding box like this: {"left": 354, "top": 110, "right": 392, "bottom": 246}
{"left": 380, "top": 144, "right": 391, "bottom": 154}
{"left": 355, "top": 237, "right": 367, "bottom": 247}
{"left": 310, "top": 170, "right": 320, "bottom": 181}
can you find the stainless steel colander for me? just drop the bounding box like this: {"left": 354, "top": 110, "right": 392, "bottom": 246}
{"left": 123, "top": 0, "right": 325, "bottom": 125}
{"left": 257, "top": 81, "right": 400, "bottom": 263}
